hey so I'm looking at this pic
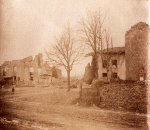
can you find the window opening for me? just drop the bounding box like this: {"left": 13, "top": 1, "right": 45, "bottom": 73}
{"left": 30, "top": 67, "right": 34, "bottom": 81}
{"left": 102, "top": 73, "right": 107, "bottom": 77}
{"left": 112, "top": 60, "right": 117, "bottom": 68}
{"left": 112, "top": 73, "right": 117, "bottom": 78}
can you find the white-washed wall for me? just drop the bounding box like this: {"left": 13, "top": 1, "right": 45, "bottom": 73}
{"left": 98, "top": 54, "right": 126, "bottom": 80}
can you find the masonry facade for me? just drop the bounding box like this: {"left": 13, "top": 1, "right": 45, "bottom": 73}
{"left": 125, "top": 22, "right": 149, "bottom": 81}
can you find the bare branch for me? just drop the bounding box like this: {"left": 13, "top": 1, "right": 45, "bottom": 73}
{"left": 45, "top": 22, "right": 84, "bottom": 91}
{"left": 78, "top": 9, "right": 112, "bottom": 79}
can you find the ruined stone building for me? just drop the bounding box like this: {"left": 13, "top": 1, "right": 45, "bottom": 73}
{"left": 84, "top": 22, "right": 150, "bottom": 81}
{"left": 0, "top": 53, "right": 62, "bottom": 85}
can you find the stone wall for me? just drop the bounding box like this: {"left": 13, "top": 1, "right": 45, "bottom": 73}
{"left": 125, "top": 22, "right": 149, "bottom": 81}
{"left": 80, "top": 83, "right": 147, "bottom": 114}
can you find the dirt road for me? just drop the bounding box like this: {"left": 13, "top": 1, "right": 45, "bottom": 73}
{"left": 0, "top": 86, "right": 148, "bottom": 130}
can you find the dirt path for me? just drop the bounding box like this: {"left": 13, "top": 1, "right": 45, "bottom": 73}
{"left": 0, "top": 86, "right": 148, "bottom": 130}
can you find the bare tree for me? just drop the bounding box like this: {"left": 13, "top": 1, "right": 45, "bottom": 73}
{"left": 78, "top": 10, "right": 106, "bottom": 79}
{"left": 79, "top": 9, "right": 113, "bottom": 80}
{"left": 45, "top": 24, "right": 84, "bottom": 91}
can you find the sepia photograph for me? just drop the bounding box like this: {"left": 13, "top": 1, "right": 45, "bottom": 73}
{"left": 0, "top": 0, "right": 150, "bottom": 129}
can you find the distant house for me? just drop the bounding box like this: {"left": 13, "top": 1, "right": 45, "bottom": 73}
{"left": 85, "top": 22, "right": 150, "bottom": 81}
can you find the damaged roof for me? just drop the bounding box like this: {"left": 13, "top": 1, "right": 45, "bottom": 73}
{"left": 85, "top": 47, "right": 125, "bottom": 57}
{"left": 102, "top": 47, "right": 125, "bottom": 54}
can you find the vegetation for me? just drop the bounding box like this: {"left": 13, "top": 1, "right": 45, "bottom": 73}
{"left": 78, "top": 9, "right": 113, "bottom": 80}
{"left": 45, "top": 24, "right": 84, "bottom": 91}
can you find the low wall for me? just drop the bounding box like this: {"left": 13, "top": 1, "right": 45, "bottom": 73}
{"left": 39, "top": 78, "right": 51, "bottom": 85}
{"left": 79, "top": 82, "right": 147, "bottom": 114}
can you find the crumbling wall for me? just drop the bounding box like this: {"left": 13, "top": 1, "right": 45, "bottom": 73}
{"left": 0, "top": 53, "right": 60, "bottom": 86}
{"left": 125, "top": 22, "right": 149, "bottom": 81}
{"left": 83, "top": 63, "right": 94, "bottom": 84}
{"left": 33, "top": 53, "right": 43, "bottom": 84}
{"left": 22, "top": 56, "right": 33, "bottom": 63}
{"left": 10, "top": 60, "right": 22, "bottom": 80}
{"left": 0, "top": 61, "right": 12, "bottom": 77}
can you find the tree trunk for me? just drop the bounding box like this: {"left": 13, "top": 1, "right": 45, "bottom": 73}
{"left": 67, "top": 70, "right": 71, "bottom": 91}
{"left": 94, "top": 54, "right": 98, "bottom": 79}
{"left": 91, "top": 54, "right": 98, "bottom": 79}
{"left": 95, "top": 58, "right": 98, "bottom": 79}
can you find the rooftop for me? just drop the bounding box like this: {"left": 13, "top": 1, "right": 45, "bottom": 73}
{"left": 85, "top": 47, "right": 125, "bottom": 57}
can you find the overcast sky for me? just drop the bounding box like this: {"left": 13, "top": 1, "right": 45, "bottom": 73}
{"left": 0, "top": 0, "right": 149, "bottom": 77}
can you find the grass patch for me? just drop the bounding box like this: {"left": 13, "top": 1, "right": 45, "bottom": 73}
{"left": 21, "top": 89, "right": 80, "bottom": 105}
